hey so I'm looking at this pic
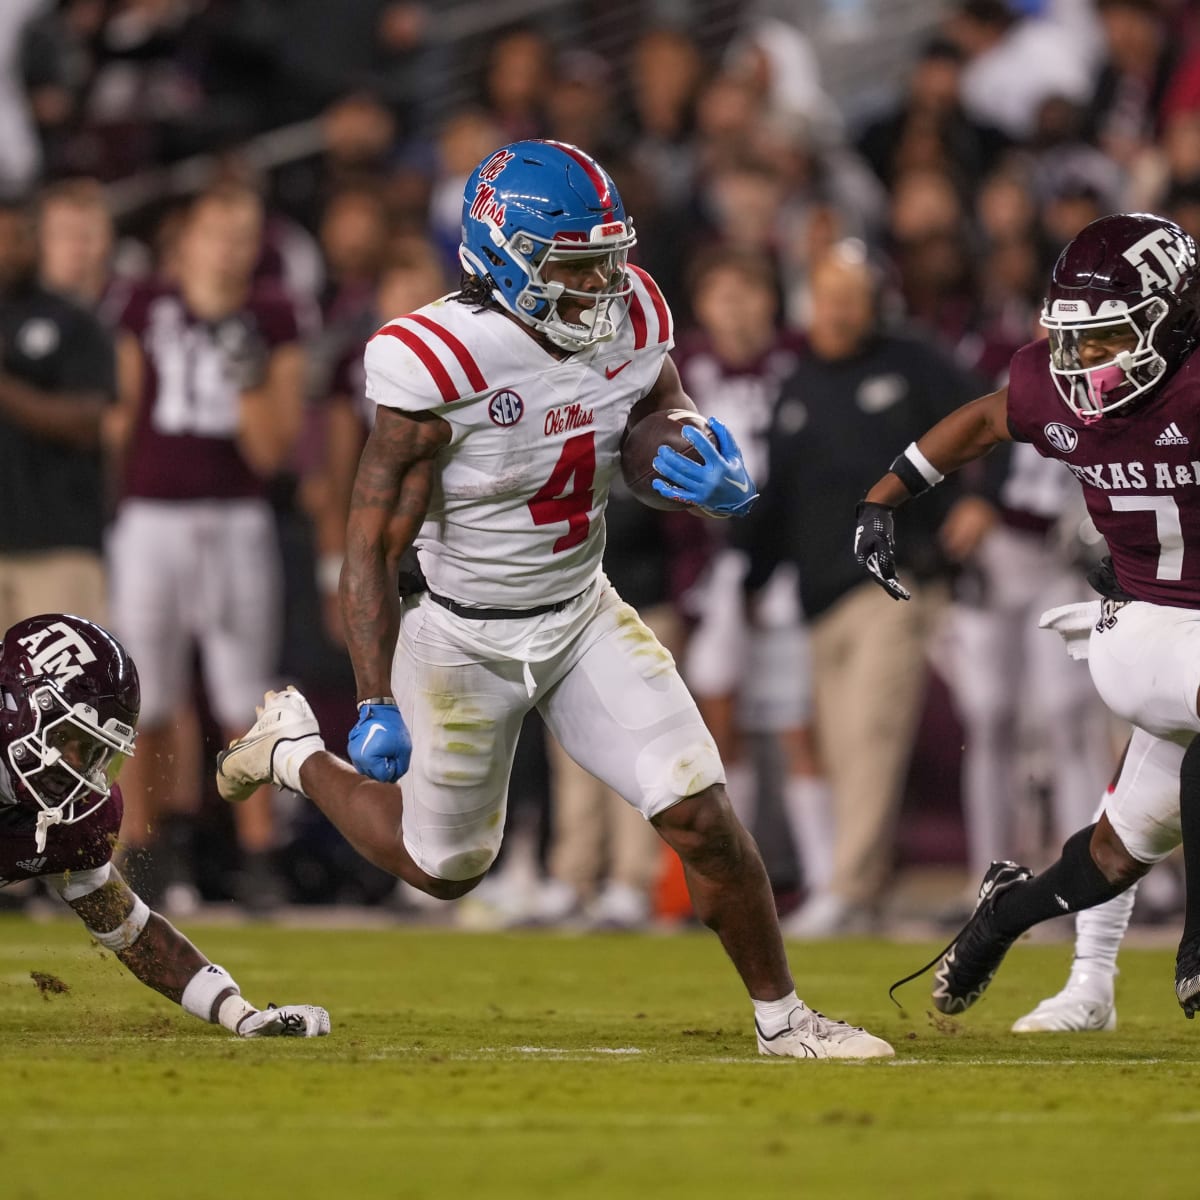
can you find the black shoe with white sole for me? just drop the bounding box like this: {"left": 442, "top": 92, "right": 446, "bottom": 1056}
{"left": 890, "top": 861, "right": 1034, "bottom": 1015}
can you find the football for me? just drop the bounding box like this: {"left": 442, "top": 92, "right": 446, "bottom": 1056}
{"left": 619, "top": 408, "right": 716, "bottom": 510}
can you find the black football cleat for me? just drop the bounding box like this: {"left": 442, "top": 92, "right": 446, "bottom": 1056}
{"left": 1176, "top": 936, "right": 1200, "bottom": 1018}
{"left": 889, "top": 861, "right": 1034, "bottom": 1014}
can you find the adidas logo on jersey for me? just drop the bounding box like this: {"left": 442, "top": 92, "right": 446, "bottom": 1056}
{"left": 1155, "top": 422, "right": 1189, "bottom": 446}
{"left": 16, "top": 857, "right": 47, "bottom": 873}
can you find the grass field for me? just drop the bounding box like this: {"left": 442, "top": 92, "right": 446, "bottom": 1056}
{"left": 2, "top": 915, "right": 1198, "bottom": 1200}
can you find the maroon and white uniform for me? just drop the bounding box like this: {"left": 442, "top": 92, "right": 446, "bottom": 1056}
{"left": 1008, "top": 338, "right": 1200, "bottom": 860}
{"left": 1010, "top": 338, "right": 1200, "bottom": 611}
{"left": 675, "top": 333, "right": 811, "bottom": 730}
{"left": 108, "top": 282, "right": 299, "bottom": 727}
{"left": 0, "top": 782, "right": 122, "bottom": 899}
{"left": 945, "top": 434, "right": 1111, "bottom": 875}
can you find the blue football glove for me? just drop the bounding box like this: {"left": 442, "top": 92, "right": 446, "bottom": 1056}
{"left": 348, "top": 701, "right": 411, "bottom": 782}
{"left": 651, "top": 417, "right": 759, "bottom": 516}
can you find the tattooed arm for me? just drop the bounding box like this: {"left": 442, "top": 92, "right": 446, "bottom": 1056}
{"left": 339, "top": 405, "right": 451, "bottom": 700}
{"left": 66, "top": 869, "right": 330, "bottom": 1036}
{"left": 68, "top": 872, "right": 208, "bottom": 1002}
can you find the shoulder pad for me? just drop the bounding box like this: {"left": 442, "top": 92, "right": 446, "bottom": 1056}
{"left": 624, "top": 265, "right": 674, "bottom": 352}
{"left": 365, "top": 306, "right": 491, "bottom": 412}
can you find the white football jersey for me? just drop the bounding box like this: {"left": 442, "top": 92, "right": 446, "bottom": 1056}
{"left": 364, "top": 266, "right": 674, "bottom": 607}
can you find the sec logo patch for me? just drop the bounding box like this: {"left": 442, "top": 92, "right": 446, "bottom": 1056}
{"left": 1044, "top": 422, "right": 1078, "bottom": 453}
{"left": 488, "top": 390, "right": 524, "bottom": 426}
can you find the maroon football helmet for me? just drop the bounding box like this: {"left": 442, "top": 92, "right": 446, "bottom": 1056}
{"left": 1041, "top": 213, "right": 1200, "bottom": 420}
{"left": 0, "top": 614, "right": 138, "bottom": 851}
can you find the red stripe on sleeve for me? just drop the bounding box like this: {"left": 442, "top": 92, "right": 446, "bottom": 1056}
{"left": 629, "top": 265, "right": 670, "bottom": 344}
{"left": 628, "top": 291, "right": 648, "bottom": 350}
{"left": 403, "top": 314, "right": 488, "bottom": 394}
{"left": 372, "top": 324, "right": 458, "bottom": 404}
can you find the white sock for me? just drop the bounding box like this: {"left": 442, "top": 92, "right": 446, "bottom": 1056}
{"left": 753, "top": 990, "right": 801, "bottom": 1036}
{"left": 1066, "top": 882, "right": 1137, "bottom": 995}
{"left": 781, "top": 775, "right": 835, "bottom": 894}
{"left": 723, "top": 761, "right": 757, "bottom": 835}
{"left": 273, "top": 734, "right": 325, "bottom": 794}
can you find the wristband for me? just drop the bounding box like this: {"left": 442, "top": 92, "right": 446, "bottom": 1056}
{"left": 182, "top": 963, "right": 241, "bottom": 1023}
{"left": 218, "top": 994, "right": 258, "bottom": 1033}
{"left": 888, "top": 442, "right": 944, "bottom": 497}
{"left": 357, "top": 697, "right": 396, "bottom": 709}
{"left": 86, "top": 892, "right": 150, "bottom": 951}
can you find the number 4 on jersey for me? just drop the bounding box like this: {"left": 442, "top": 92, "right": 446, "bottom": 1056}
{"left": 528, "top": 432, "right": 595, "bottom": 552}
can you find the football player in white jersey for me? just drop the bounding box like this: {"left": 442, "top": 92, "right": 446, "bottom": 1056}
{"left": 217, "top": 140, "right": 893, "bottom": 1060}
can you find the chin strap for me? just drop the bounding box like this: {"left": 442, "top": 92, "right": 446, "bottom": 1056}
{"left": 34, "top": 808, "right": 63, "bottom": 853}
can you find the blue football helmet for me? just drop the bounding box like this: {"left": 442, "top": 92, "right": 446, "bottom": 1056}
{"left": 459, "top": 140, "right": 637, "bottom": 351}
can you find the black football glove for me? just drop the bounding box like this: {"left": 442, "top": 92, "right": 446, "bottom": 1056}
{"left": 854, "top": 501, "right": 911, "bottom": 602}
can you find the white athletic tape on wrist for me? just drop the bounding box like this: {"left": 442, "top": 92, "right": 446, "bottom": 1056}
{"left": 274, "top": 734, "right": 325, "bottom": 793}
{"left": 218, "top": 993, "right": 257, "bottom": 1033}
{"left": 904, "top": 442, "right": 944, "bottom": 486}
{"left": 182, "top": 963, "right": 243, "bottom": 1023}
{"left": 86, "top": 892, "right": 150, "bottom": 951}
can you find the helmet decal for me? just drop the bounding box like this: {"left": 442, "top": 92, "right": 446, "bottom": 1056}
{"left": 1041, "top": 213, "right": 1200, "bottom": 420}
{"left": 468, "top": 149, "right": 516, "bottom": 226}
{"left": 1122, "top": 226, "right": 1193, "bottom": 296}
{"left": 16, "top": 620, "right": 98, "bottom": 688}
{"left": 0, "top": 614, "right": 139, "bottom": 851}
{"left": 459, "top": 139, "right": 637, "bottom": 352}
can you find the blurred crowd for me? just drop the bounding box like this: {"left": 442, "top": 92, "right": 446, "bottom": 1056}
{"left": 0, "top": 0, "right": 1192, "bottom": 929}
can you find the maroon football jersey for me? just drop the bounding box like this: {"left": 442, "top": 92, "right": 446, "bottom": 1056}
{"left": 0, "top": 785, "right": 123, "bottom": 886}
{"left": 1008, "top": 339, "right": 1200, "bottom": 606}
{"left": 673, "top": 330, "right": 804, "bottom": 486}
{"left": 118, "top": 281, "right": 301, "bottom": 500}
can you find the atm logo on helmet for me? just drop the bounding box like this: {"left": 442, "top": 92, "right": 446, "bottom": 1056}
{"left": 16, "top": 622, "right": 96, "bottom": 688}
{"left": 1123, "top": 228, "right": 1195, "bottom": 297}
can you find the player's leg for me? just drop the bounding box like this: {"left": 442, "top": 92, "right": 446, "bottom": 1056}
{"left": 1026, "top": 565, "right": 1116, "bottom": 842}
{"left": 219, "top": 599, "right": 532, "bottom": 899}
{"left": 682, "top": 549, "right": 755, "bottom": 829}
{"left": 1178, "top": 733, "right": 1200, "bottom": 1013}
{"left": 922, "top": 726, "right": 1179, "bottom": 1015}
{"left": 540, "top": 586, "right": 892, "bottom": 1058}
{"left": 8, "top": 548, "right": 108, "bottom": 625}
{"left": 947, "top": 597, "right": 1022, "bottom": 882}
{"left": 106, "top": 502, "right": 194, "bottom": 899}
{"left": 810, "top": 580, "right": 944, "bottom": 928}
{"left": 767, "top": 619, "right": 836, "bottom": 935}
{"left": 299, "top": 751, "right": 486, "bottom": 899}
{"left": 1086, "top": 599, "right": 1200, "bottom": 1013}
{"left": 218, "top": 689, "right": 495, "bottom": 899}
{"left": 200, "top": 500, "right": 287, "bottom": 909}
{"left": 733, "top": 566, "right": 834, "bottom": 920}
{"left": 1012, "top": 782, "right": 1133, "bottom": 1033}
{"left": 543, "top": 732, "right": 605, "bottom": 918}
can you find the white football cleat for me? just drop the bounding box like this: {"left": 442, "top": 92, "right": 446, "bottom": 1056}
{"left": 756, "top": 1002, "right": 894, "bottom": 1059}
{"left": 238, "top": 1003, "right": 331, "bottom": 1038}
{"left": 216, "top": 686, "right": 323, "bottom": 803}
{"left": 1011, "top": 980, "right": 1117, "bottom": 1033}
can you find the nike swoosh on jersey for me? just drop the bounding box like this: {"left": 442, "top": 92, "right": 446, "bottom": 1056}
{"left": 605, "top": 360, "right": 632, "bottom": 379}
{"left": 360, "top": 724, "right": 386, "bottom": 753}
